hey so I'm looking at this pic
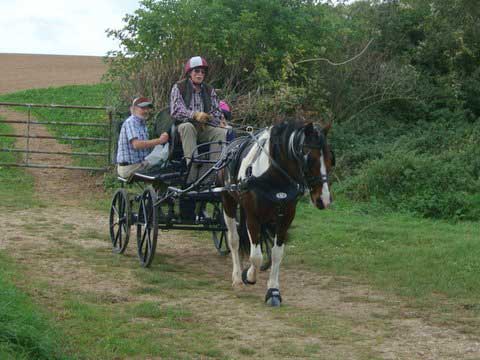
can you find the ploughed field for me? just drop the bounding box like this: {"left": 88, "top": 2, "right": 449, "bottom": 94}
{"left": 0, "top": 53, "right": 106, "bottom": 95}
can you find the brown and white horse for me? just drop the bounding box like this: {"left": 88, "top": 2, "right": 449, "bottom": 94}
{"left": 219, "top": 119, "right": 334, "bottom": 306}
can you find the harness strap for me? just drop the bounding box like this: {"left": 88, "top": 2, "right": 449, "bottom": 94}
{"left": 246, "top": 129, "right": 302, "bottom": 191}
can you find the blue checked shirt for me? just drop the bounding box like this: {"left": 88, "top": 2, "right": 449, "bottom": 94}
{"left": 116, "top": 115, "right": 150, "bottom": 164}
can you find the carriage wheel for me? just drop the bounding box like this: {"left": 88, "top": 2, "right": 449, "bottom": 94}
{"left": 260, "top": 226, "right": 274, "bottom": 271}
{"left": 211, "top": 203, "right": 230, "bottom": 256}
{"left": 109, "top": 188, "right": 131, "bottom": 254}
{"left": 136, "top": 187, "right": 158, "bottom": 267}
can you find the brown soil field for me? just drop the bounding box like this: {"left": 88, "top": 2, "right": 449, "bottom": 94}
{"left": 0, "top": 53, "right": 107, "bottom": 95}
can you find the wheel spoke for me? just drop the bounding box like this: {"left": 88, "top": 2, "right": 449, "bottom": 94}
{"left": 143, "top": 232, "right": 151, "bottom": 262}
{"left": 117, "top": 225, "right": 123, "bottom": 249}
{"left": 114, "top": 225, "right": 120, "bottom": 247}
{"left": 139, "top": 226, "right": 147, "bottom": 251}
{"left": 112, "top": 203, "right": 120, "bottom": 218}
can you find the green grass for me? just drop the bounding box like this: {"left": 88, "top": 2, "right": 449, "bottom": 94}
{"left": 0, "top": 117, "right": 37, "bottom": 208}
{"left": 0, "top": 254, "right": 73, "bottom": 359}
{"left": 0, "top": 83, "right": 115, "bottom": 169}
{"left": 289, "top": 196, "right": 480, "bottom": 304}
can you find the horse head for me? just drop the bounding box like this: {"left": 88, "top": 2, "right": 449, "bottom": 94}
{"left": 289, "top": 121, "right": 334, "bottom": 209}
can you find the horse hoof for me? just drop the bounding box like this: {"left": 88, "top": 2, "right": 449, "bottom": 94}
{"left": 266, "top": 296, "right": 281, "bottom": 307}
{"left": 232, "top": 279, "right": 244, "bottom": 288}
{"left": 242, "top": 268, "right": 256, "bottom": 285}
{"left": 265, "top": 288, "right": 282, "bottom": 307}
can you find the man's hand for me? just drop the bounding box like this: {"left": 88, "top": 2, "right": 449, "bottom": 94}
{"left": 193, "top": 111, "right": 211, "bottom": 123}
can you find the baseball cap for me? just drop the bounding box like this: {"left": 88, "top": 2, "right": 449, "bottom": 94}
{"left": 132, "top": 97, "right": 153, "bottom": 108}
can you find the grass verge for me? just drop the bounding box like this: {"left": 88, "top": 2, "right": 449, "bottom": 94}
{"left": 0, "top": 253, "right": 73, "bottom": 359}
{"left": 289, "top": 196, "right": 480, "bottom": 305}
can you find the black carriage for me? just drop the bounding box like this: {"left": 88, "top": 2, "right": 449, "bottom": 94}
{"left": 108, "top": 120, "right": 274, "bottom": 268}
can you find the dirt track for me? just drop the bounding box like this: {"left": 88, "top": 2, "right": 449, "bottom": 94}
{"left": 1, "top": 53, "right": 480, "bottom": 359}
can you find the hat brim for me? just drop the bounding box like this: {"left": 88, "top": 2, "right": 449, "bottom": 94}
{"left": 135, "top": 102, "right": 153, "bottom": 108}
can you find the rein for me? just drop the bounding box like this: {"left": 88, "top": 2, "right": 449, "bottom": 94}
{"left": 245, "top": 128, "right": 304, "bottom": 192}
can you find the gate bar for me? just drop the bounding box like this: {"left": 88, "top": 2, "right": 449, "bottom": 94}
{"left": 0, "top": 102, "right": 108, "bottom": 110}
{"left": 0, "top": 163, "right": 108, "bottom": 171}
{"left": 0, "top": 134, "right": 109, "bottom": 142}
{"left": 0, "top": 148, "right": 108, "bottom": 157}
{"left": 0, "top": 120, "right": 109, "bottom": 127}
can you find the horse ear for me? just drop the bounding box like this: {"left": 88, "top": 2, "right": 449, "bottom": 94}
{"left": 304, "top": 122, "right": 315, "bottom": 135}
{"left": 323, "top": 122, "right": 332, "bottom": 135}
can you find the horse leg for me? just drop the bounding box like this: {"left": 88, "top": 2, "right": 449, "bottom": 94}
{"left": 242, "top": 215, "right": 262, "bottom": 285}
{"left": 222, "top": 194, "right": 243, "bottom": 287}
{"left": 265, "top": 233, "right": 285, "bottom": 306}
{"left": 265, "top": 206, "right": 295, "bottom": 307}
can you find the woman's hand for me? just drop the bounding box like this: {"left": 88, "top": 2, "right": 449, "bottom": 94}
{"left": 159, "top": 132, "right": 169, "bottom": 144}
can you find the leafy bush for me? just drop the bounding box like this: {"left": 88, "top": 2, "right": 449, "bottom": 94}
{"left": 341, "top": 149, "right": 480, "bottom": 220}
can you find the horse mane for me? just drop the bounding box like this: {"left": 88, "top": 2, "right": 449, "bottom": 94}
{"left": 270, "top": 117, "right": 305, "bottom": 153}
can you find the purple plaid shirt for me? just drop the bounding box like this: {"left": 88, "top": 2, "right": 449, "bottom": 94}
{"left": 116, "top": 115, "right": 150, "bottom": 164}
{"left": 170, "top": 80, "right": 222, "bottom": 125}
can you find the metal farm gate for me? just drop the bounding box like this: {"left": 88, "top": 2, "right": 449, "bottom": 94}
{"left": 0, "top": 102, "right": 113, "bottom": 171}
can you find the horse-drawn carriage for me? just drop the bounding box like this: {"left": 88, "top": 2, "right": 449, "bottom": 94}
{"left": 109, "top": 114, "right": 335, "bottom": 306}
{"left": 109, "top": 119, "right": 274, "bottom": 268}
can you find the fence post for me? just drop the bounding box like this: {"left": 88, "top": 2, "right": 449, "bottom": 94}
{"left": 108, "top": 110, "right": 113, "bottom": 165}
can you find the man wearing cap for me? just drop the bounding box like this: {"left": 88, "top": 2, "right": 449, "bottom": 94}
{"left": 117, "top": 97, "right": 169, "bottom": 178}
{"left": 170, "top": 56, "right": 227, "bottom": 165}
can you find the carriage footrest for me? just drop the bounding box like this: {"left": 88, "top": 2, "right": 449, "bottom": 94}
{"left": 132, "top": 171, "right": 183, "bottom": 182}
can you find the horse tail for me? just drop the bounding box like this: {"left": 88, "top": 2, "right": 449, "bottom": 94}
{"left": 238, "top": 207, "right": 251, "bottom": 256}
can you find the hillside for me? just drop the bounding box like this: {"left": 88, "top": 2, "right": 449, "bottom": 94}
{"left": 0, "top": 53, "right": 107, "bottom": 95}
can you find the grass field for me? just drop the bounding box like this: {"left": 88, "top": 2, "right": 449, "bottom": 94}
{"left": 289, "top": 198, "right": 480, "bottom": 304}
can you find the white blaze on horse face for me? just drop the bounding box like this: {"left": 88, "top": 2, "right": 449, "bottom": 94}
{"left": 238, "top": 129, "right": 270, "bottom": 180}
{"left": 267, "top": 241, "right": 285, "bottom": 290}
{"left": 320, "top": 152, "right": 331, "bottom": 208}
{"left": 224, "top": 213, "right": 243, "bottom": 286}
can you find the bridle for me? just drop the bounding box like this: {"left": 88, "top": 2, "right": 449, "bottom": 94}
{"left": 245, "top": 123, "right": 332, "bottom": 193}
{"left": 287, "top": 127, "right": 330, "bottom": 190}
